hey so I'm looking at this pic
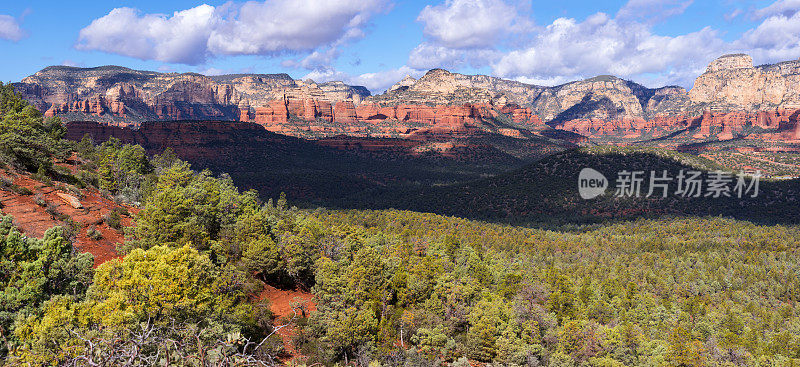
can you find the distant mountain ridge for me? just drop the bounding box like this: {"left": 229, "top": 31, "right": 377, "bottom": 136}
{"left": 11, "top": 54, "right": 800, "bottom": 144}
{"left": 13, "top": 65, "right": 371, "bottom": 126}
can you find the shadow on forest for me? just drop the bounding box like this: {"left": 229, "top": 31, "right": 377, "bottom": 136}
{"left": 322, "top": 149, "right": 800, "bottom": 228}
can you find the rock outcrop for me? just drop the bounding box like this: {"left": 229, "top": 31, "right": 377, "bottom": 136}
{"left": 689, "top": 54, "right": 800, "bottom": 110}
{"left": 388, "top": 75, "right": 417, "bottom": 93}
{"left": 548, "top": 54, "right": 800, "bottom": 142}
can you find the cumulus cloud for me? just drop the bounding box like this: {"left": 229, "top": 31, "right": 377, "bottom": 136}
{"left": 77, "top": 6, "right": 217, "bottom": 64}
{"left": 491, "top": 13, "right": 725, "bottom": 87}
{"left": 282, "top": 47, "right": 343, "bottom": 70}
{"left": 348, "top": 66, "right": 426, "bottom": 92}
{"left": 0, "top": 14, "right": 26, "bottom": 41}
{"left": 408, "top": 0, "right": 530, "bottom": 70}
{"left": 77, "top": 0, "right": 387, "bottom": 65}
{"left": 417, "top": 0, "right": 531, "bottom": 49}
{"left": 207, "top": 0, "right": 385, "bottom": 56}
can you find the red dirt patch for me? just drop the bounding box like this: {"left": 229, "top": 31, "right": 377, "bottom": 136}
{"left": 0, "top": 169, "right": 136, "bottom": 267}
{"left": 261, "top": 284, "right": 316, "bottom": 318}
{"left": 258, "top": 284, "right": 316, "bottom": 363}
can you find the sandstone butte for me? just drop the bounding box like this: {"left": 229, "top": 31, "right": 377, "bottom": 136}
{"left": 11, "top": 53, "right": 800, "bottom": 143}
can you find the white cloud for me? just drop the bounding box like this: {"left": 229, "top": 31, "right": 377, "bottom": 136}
{"left": 399, "top": 0, "right": 800, "bottom": 89}
{"left": 416, "top": 0, "right": 531, "bottom": 49}
{"left": 304, "top": 66, "right": 424, "bottom": 93}
{"left": 407, "top": 43, "right": 462, "bottom": 69}
{"left": 283, "top": 47, "right": 343, "bottom": 70}
{"left": 348, "top": 66, "right": 425, "bottom": 92}
{"left": 735, "top": 12, "right": 800, "bottom": 63}
{"left": 491, "top": 13, "right": 725, "bottom": 87}
{"left": 77, "top": 6, "right": 217, "bottom": 64}
{"left": 302, "top": 68, "right": 349, "bottom": 84}
{"left": 74, "top": 0, "right": 800, "bottom": 91}
{"left": 753, "top": 0, "right": 800, "bottom": 19}
{"left": 207, "top": 0, "right": 386, "bottom": 55}
{"left": 200, "top": 67, "right": 228, "bottom": 76}
{"left": 407, "top": 0, "right": 528, "bottom": 70}
{"left": 407, "top": 42, "right": 500, "bottom": 70}
{"left": 724, "top": 8, "right": 743, "bottom": 21}
{"left": 616, "top": 0, "right": 693, "bottom": 23}
{"left": 77, "top": 0, "right": 387, "bottom": 65}
{"left": 513, "top": 75, "right": 574, "bottom": 87}
{"left": 0, "top": 14, "right": 26, "bottom": 41}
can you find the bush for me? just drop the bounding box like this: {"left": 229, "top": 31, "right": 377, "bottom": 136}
{"left": 105, "top": 210, "right": 122, "bottom": 231}
{"left": 0, "top": 219, "right": 94, "bottom": 360}
{"left": 31, "top": 164, "right": 52, "bottom": 185}
{"left": 33, "top": 193, "right": 46, "bottom": 207}
{"left": 11, "top": 245, "right": 263, "bottom": 365}
{"left": 0, "top": 83, "right": 70, "bottom": 173}
{"left": 0, "top": 175, "right": 33, "bottom": 195}
{"left": 12, "top": 185, "right": 32, "bottom": 196}
{"left": 76, "top": 170, "right": 98, "bottom": 188}
{"left": 86, "top": 226, "right": 102, "bottom": 240}
{"left": 45, "top": 203, "right": 70, "bottom": 222}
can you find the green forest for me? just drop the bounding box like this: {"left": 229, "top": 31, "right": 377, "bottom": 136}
{"left": 2, "top": 82, "right": 800, "bottom": 366}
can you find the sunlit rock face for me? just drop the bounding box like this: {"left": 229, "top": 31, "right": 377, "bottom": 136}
{"left": 15, "top": 54, "right": 800, "bottom": 143}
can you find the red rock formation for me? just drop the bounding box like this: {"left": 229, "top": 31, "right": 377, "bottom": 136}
{"left": 334, "top": 101, "right": 357, "bottom": 125}
{"left": 302, "top": 99, "right": 317, "bottom": 121}
{"left": 316, "top": 100, "right": 334, "bottom": 122}
{"left": 553, "top": 107, "right": 800, "bottom": 142}
{"left": 693, "top": 110, "right": 713, "bottom": 138}
{"left": 241, "top": 98, "right": 551, "bottom": 139}
{"left": 286, "top": 97, "right": 305, "bottom": 117}
{"left": 254, "top": 98, "right": 289, "bottom": 127}
{"left": 500, "top": 104, "right": 541, "bottom": 126}
{"left": 42, "top": 94, "right": 129, "bottom": 119}
{"left": 780, "top": 110, "right": 800, "bottom": 140}
{"left": 355, "top": 103, "right": 381, "bottom": 121}
{"left": 398, "top": 104, "right": 435, "bottom": 125}
{"left": 238, "top": 107, "right": 253, "bottom": 122}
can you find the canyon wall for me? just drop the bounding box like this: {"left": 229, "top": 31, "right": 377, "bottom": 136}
{"left": 15, "top": 53, "right": 800, "bottom": 143}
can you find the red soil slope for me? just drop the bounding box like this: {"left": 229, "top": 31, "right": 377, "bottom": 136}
{"left": 0, "top": 169, "right": 135, "bottom": 266}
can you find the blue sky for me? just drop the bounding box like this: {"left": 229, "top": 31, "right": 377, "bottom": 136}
{"left": 1, "top": 0, "right": 799, "bottom": 93}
